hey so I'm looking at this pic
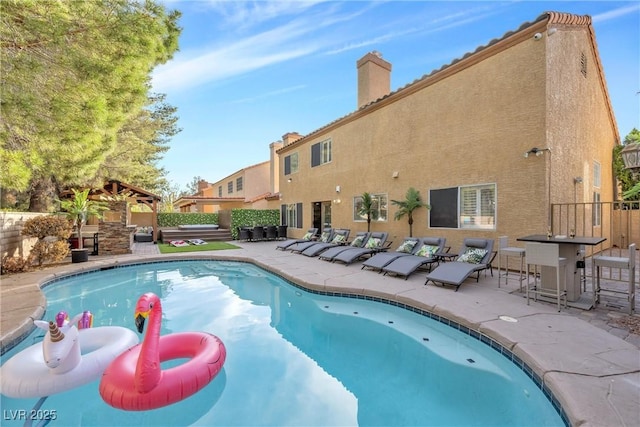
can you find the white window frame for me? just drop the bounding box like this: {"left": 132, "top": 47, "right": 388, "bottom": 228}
{"left": 353, "top": 193, "right": 388, "bottom": 222}
{"left": 286, "top": 152, "right": 299, "bottom": 175}
{"left": 593, "top": 191, "right": 601, "bottom": 227}
{"left": 593, "top": 161, "right": 601, "bottom": 188}
{"left": 321, "top": 139, "right": 332, "bottom": 164}
{"left": 459, "top": 184, "right": 496, "bottom": 230}
{"left": 286, "top": 204, "right": 298, "bottom": 229}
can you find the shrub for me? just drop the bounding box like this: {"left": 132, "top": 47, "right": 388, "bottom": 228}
{"left": 1, "top": 255, "right": 33, "bottom": 274}
{"left": 22, "top": 215, "right": 73, "bottom": 240}
{"left": 21, "top": 215, "right": 73, "bottom": 267}
{"left": 30, "top": 240, "right": 70, "bottom": 267}
{"left": 157, "top": 212, "right": 219, "bottom": 227}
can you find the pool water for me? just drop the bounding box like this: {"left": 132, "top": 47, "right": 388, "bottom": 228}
{"left": 1, "top": 260, "right": 564, "bottom": 426}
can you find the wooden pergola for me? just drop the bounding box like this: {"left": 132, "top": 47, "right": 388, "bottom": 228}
{"left": 89, "top": 180, "right": 162, "bottom": 242}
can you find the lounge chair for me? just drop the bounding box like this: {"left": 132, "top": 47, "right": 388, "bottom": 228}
{"left": 331, "top": 232, "right": 390, "bottom": 265}
{"left": 361, "top": 237, "right": 423, "bottom": 272}
{"left": 319, "top": 232, "right": 370, "bottom": 261}
{"left": 275, "top": 228, "right": 318, "bottom": 250}
{"left": 424, "top": 238, "right": 495, "bottom": 291}
{"left": 288, "top": 228, "right": 335, "bottom": 253}
{"left": 380, "top": 237, "right": 447, "bottom": 279}
{"left": 299, "top": 229, "right": 351, "bottom": 257}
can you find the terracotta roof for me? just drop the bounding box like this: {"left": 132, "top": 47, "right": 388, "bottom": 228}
{"left": 174, "top": 196, "right": 244, "bottom": 207}
{"left": 278, "top": 11, "right": 619, "bottom": 152}
{"left": 245, "top": 192, "right": 274, "bottom": 203}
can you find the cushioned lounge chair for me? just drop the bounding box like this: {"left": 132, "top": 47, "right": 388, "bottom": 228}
{"left": 361, "top": 237, "right": 423, "bottom": 272}
{"left": 381, "top": 237, "right": 447, "bottom": 279}
{"left": 331, "top": 232, "right": 390, "bottom": 265}
{"left": 319, "top": 232, "right": 370, "bottom": 261}
{"left": 299, "top": 229, "right": 351, "bottom": 257}
{"left": 288, "top": 228, "right": 335, "bottom": 253}
{"left": 275, "top": 228, "right": 318, "bottom": 250}
{"left": 424, "top": 238, "right": 495, "bottom": 291}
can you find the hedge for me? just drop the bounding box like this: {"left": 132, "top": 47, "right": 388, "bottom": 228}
{"left": 230, "top": 209, "right": 279, "bottom": 239}
{"left": 157, "top": 213, "right": 219, "bottom": 227}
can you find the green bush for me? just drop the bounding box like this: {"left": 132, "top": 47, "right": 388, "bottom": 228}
{"left": 230, "top": 209, "right": 279, "bottom": 239}
{"left": 157, "top": 213, "right": 219, "bottom": 227}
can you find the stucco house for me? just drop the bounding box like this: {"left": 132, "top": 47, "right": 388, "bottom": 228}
{"left": 272, "top": 11, "right": 620, "bottom": 250}
{"left": 176, "top": 145, "right": 283, "bottom": 213}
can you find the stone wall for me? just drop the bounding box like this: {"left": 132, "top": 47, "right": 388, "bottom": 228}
{"left": 98, "top": 201, "right": 132, "bottom": 255}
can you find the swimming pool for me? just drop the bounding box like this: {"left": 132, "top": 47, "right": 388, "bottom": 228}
{"left": 1, "top": 260, "right": 565, "bottom": 426}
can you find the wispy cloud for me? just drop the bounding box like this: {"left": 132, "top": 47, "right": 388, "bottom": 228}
{"left": 230, "top": 84, "right": 307, "bottom": 104}
{"left": 592, "top": 3, "right": 640, "bottom": 24}
{"left": 202, "top": 0, "right": 329, "bottom": 29}
{"left": 152, "top": 13, "right": 324, "bottom": 92}
{"left": 152, "top": 1, "right": 510, "bottom": 93}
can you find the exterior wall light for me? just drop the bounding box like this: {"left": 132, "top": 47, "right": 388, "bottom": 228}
{"left": 621, "top": 142, "right": 640, "bottom": 174}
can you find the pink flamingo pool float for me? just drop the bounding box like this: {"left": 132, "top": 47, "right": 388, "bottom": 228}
{"left": 99, "top": 292, "right": 226, "bottom": 410}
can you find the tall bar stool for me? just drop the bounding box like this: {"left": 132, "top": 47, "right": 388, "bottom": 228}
{"left": 525, "top": 242, "right": 568, "bottom": 312}
{"left": 497, "top": 236, "right": 525, "bottom": 291}
{"left": 591, "top": 243, "right": 636, "bottom": 314}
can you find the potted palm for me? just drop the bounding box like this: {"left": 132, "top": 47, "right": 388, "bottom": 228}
{"left": 391, "top": 187, "right": 429, "bottom": 237}
{"left": 59, "top": 188, "right": 109, "bottom": 263}
{"left": 357, "top": 192, "right": 374, "bottom": 232}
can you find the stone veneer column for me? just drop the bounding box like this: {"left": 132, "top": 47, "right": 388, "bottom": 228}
{"left": 98, "top": 201, "right": 132, "bottom": 255}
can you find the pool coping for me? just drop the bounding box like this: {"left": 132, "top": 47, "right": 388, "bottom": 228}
{"left": 1, "top": 244, "right": 639, "bottom": 427}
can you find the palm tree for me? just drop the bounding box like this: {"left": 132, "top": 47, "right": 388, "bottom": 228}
{"left": 59, "top": 188, "right": 109, "bottom": 250}
{"left": 391, "top": 187, "right": 429, "bottom": 237}
{"left": 357, "top": 192, "right": 374, "bottom": 232}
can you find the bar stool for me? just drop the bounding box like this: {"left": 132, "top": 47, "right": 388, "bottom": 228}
{"left": 525, "top": 242, "right": 568, "bottom": 312}
{"left": 591, "top": 243, "right": 636, "bottom": 314}
{"left": 497, "top": 236, "right": 525, "bottom": 291}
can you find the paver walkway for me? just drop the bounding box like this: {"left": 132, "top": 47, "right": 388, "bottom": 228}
{"left": 1, "top": 240, "right": 638, "bottom": 427}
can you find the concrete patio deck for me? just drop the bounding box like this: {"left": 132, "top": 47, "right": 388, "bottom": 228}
{"left": 1, "top": 240, "right": 638, "bottom": 427}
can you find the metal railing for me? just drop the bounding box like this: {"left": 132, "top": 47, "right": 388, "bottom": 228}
{"left": 552, "top": 200, "right": 639, "bottom": 290}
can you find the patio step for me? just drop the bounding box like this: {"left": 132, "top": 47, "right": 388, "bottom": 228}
{"left": 158, "top": 228, "right": 233, "bottom": 243}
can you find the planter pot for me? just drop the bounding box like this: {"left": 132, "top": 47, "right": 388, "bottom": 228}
{"left": 71, "top": 249, "right": 89, "bottom": 263}
{"left": 68, "top": 237, "right": 80, "bottom": 249}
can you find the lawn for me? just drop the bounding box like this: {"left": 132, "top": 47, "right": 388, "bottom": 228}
{"left": 158, "top": 241, "right": 241, "bottom": 254}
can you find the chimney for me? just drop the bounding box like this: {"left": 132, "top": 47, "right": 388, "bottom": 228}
{"left": 282, "top": 132, "right": 303, "bottom": 146}
{"left": 197, "top": 179, "right": 209, "bottom": 192}
{"left": 269, "top": 140, "right": 284, "bottom": 194}
{"left": 357, "top": 51, "right": 391, "bottom": 109}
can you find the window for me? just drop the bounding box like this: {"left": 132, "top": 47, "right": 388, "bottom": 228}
{"left": 218, "top": 186, "right": 222, "bottom": 197}
{"left": 311, "top": 139, "right": 332, "bottom": 167}
{"left": 430, "top": 184, "right": 496, "bottom": 229}
{"left": 282, "top": 203, "right": 303, "bottom": 228}
{"left": 460, "top": 185, "right": 495, "bottom": 229}
{"left": 593, "top": 161, "right": 601, "bottom": 188}
{"left": 284, "top": 153, "right": 299, "bottom": 175}
{"left": 593, "top": 191, "right": 601, "bottom": 227}
{"left": 236, "top": 177, "right": 243, "bottom": 191}
{"left": 353, "top": 194, "right": 388, "bottom": 222}
{"left": 227, "top": 181, "right": 233, "bottom": 194}
{"left": 580, "top": 52, "right": 587, "bottom": 78}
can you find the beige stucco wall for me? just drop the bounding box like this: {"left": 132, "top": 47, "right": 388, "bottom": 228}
{"left": 545, "top": 24, "right": 618, "bottom": 243}
{"left": 274, "top": 21, "right": 618, "bottom": 252}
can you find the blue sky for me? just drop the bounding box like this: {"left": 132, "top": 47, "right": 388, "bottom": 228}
{"left": 153, "top": 1, "right": 640, "bottom": 191}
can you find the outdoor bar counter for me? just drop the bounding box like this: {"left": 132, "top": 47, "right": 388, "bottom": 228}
{"left": 517, "top": 234, "right": 606, "bottom": 308}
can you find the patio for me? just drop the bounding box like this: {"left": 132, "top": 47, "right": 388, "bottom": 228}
{"left": 1, "top": 240, "right": 638, "bottom": 426}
